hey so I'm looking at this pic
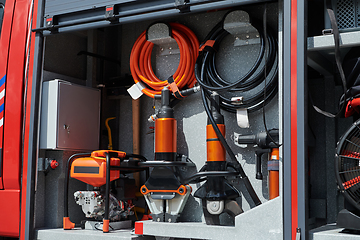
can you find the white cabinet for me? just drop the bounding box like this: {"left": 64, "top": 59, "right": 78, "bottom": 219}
{"left": 40, "top": 79, "right": 100, "bottom": 150}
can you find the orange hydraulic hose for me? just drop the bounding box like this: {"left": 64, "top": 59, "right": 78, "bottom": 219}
{"left": 130, "top": 23, "right": 199, "bottom": 98}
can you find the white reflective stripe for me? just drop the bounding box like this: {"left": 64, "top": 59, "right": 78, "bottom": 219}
{"left": 0, "top": 118, "right": 3, "bottom": 127}
{"left": 0, "top": 89, "right": 5, "bottom": 100}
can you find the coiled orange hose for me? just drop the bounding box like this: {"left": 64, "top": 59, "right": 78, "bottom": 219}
{"left": 130, "top": 23, "right": 199, "bottom": 98}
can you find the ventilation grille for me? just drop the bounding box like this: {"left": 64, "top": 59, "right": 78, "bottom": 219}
{"left": 335, "top": 0, "right": 358, "bottom": 30}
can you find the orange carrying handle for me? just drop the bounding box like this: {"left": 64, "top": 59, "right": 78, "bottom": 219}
{"left": 130, "top": 22, "right": 199, "bottom": 98}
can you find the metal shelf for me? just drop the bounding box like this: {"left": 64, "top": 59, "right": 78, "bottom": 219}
{"left": 35, "top": 228, "right": 151, "bottom": 240}
{"left": 135, "top": 198, "right": 282, "bottom": 240}
{"left": 309, "top": 224, "right": 360, "bottom": 240}
{"left": 308, "top": 31, "right": 360, "bottom": 51}
{"left": 307, "top": 31, "right": 360, "bottom": 76}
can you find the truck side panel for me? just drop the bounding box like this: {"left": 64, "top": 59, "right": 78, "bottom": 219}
{"left": 0, "top": 0, "right": 13, "bottom": 190}
{"left": 3, "top": 0, "right": 30, "bottom": 190}
{"left": 0, "top": 0, "right": 35, "bottom": 237}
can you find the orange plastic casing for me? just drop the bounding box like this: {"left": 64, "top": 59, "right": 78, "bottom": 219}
{"left": 70, "top": 156, "right": 120, "bottom": 187}
{"left": 155, "top": 118, "right": 177, "bottom": 153}
{"left": 206, "top": 124, "right": 226, "bottom": 162}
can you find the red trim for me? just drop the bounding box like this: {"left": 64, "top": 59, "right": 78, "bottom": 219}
{"left": 106, "top": 7, "right": 113, "bottom": 11}
{"left": 291, "top": 0, "right": 298, "bottom": 239}
{"left": 134, "top": 222, "right": 144, "bottom": 235}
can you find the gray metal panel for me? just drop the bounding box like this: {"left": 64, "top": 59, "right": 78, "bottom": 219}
{"left": 44, "top": 0, "right": 135, "bottom": 16}
{"left": 41, "top": 0, "right": 273, "bottom": 34}
{"left": 44, "top": 0, "right": 271, "bottom": 17}
{"left": 282, "top": 0, "right": 292, "bottom": 239}
{"left": 140, "top": 198, "right": 282, "bottom": 240}
{"left": 57, "top": 81, "right": 100, "bottom": 150}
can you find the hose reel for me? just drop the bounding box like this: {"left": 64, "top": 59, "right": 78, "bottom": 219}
{"left": 130, "top": 22, "right": 199, "bottom": 98}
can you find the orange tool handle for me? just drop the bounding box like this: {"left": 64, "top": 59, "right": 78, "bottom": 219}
{"left": 155, "top": 118, "right": 177, "bottom": 153}
{"left": 206, "top": 124, "right": 226, "bottom": 162}
{"left": 268, "top": 148, "right": 279, "bottom": 199}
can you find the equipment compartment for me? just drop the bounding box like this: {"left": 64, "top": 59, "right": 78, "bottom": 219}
{"left": 34, "top": 1, "right": 282, "bottom": 240}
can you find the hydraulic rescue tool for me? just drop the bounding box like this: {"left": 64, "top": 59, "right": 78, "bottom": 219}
{"left": 130, "top": 22, "right": 198, "bottom": 223}
{"left": 63, "top": 150, "right": 148, "bottom": 232}
{"left": 188, "top": 9, "right": 278, "bottom": 225}
{"left": 139, "top": 87, "right": 194, "bottom": 223}
{"left": 235, "top": 129, "right": 280, "bottom": 199}
{"left": 193, "top": 93, "right": 243, "bottom": 225}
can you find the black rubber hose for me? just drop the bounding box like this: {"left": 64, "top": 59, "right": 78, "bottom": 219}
{"left": 195, "top": 15, "right": 278, "bottom": 113}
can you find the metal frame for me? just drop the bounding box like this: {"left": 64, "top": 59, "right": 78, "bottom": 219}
{"left": 21, "top": 0, "right": 44, "bottom": 239}
{"left": 283, "top": 0, "right": 307, "bottom": 239}
{"left": 34, "top": 0, "right": 273, "bottom": 34}
{"left": 29, "top": 1, "right": 286, "bottom": 239}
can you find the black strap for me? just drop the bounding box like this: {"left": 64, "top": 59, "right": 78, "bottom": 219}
{"left": 310, "top": 0, "right": 348, "bottom": 118}
{"left": 167, "top": 75, "right": 184, "bottom": 99}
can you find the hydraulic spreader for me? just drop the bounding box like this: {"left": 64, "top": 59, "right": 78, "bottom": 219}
{"left": 140, "top": 87, "right": 194, "bottom": 223}
{"left": 194, "top": 93, "right": 243, "bottom": 225}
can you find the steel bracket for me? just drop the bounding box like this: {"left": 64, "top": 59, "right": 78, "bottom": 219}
{"left": 174, "top": 0, "right": 190, "bottom": 13}
{"left": 105, "top": 5, "right": 118, "bottom": 23}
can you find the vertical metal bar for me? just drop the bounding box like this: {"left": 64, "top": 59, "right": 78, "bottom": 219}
{"left": 297, "top": 0, "right": 307, "bottom": 238}
{"left": 64, "top": 157, "right": 71, "bottom": 218}
{"left": 104, "top": 152, "right": 111, "bottom": 221}
{"left": 64, "top": 153, "right": 90, "bottom": 218}
{"left": 24, "top": 0, "right": 44, "bottom": 239}
{"left": 282, "top": 0, "right": 292, "bottom": 239}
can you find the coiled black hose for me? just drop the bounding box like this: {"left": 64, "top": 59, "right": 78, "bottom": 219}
{"left": 195, "top": 12, "right": 278, "bottom": 113}
{"left": 193, "top": 10, "right": 279, "bottom": 206}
